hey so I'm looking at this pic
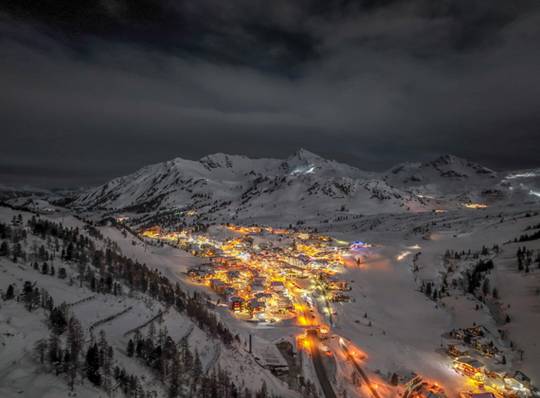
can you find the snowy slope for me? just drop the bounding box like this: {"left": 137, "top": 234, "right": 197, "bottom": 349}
{"left": 74, "top": 151, "right": 540, "bottom": 224}
{"left": 72, "top": 150, "right": 433, "bottom": 221}
{"left": 383, "top": 155, "right": 501, "bottom": 202}
{"left": 0, "top": 206, "right": 296, "bottom": 398}
{"left": 3, "top": 186, "right": 540, "bottom": 397}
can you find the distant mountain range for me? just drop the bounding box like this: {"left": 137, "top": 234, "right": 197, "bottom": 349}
{"left": 68, "top": 149, "right": 540, "bottom": 224}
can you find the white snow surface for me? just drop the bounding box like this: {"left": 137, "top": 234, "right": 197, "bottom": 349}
{"left": 73, "top": 151, "right": 540, "bottom": 225}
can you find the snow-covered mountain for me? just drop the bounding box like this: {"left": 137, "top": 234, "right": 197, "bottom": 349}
{"left": 73, "top": 150, "right": 537, "bottom": 222}
{"left": 3, "top": 158, "right": 540, "bottom": 398}
{"left": 74, "top": 149, "right": 421, "bottom": 220}
{"left": 384, "top": 154, "right": 497, "bottom": 192}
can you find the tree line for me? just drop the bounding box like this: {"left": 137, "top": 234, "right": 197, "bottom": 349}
{"left": 1, "top": 212, "right": 278, "bottom": 396}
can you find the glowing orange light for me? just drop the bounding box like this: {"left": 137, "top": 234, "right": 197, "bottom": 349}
{"left": 464, "top": 203, "right": 488, "bottom": 209}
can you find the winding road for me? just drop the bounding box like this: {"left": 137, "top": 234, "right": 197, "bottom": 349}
{"left": 307, "top": 331, "right": 337, "bottom": 398}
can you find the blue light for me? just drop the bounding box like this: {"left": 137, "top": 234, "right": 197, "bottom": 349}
{"left": 350, "top": 241, "right": 368, "bottom": 251}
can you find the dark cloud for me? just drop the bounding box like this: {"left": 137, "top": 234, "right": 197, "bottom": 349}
{"left": 1, "top": 1, "right": 539, "bottom": 187}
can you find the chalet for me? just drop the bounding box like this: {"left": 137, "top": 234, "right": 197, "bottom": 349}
{"left": 512, "top": 371, "right": 532, "bottom": 388}
{"left": 229, "top": 296, "right": 244, "bottom": 312}
{"left": 284, "top": 255, "right": 304, "bottom": 267}
{"left": 226, "top": 270, "right": 241, "bottom": 281}
{"left": 248, "top": 299, "right": 265, "bottom": 313}
{"left": 465, "top": 325, "right": 491, "bottom": 338}
{"left": 254, "top": 292, "right": 272, "bottom": 301}
{"left": 253, "top": 345, "right": 289, "bottom": 376}
{"left": 450, "top": 325, "right": 490, "bottom": 342}
{"left": 403, "top": 376, "right": 448, "bottom": 398}
{"left": 253, "top": 276, "right": 266, "bottom": 285}
{"left": 223, "top": 287, "right": 236, "bottom": 298}
{"left": 504, "top": 373, "right": 532, "bottom": 395}
{"left": 187, "top": 265, "right": 215, "bottom": 281}
{"left": 459, "top": 393, "right": 496, "bottom": 398}
{"left": 270, "top": 281, "right": 285, "bottom": 292}
{"left": 326, "top": 276, "right": 350, "bottom": 291}
{"left": 447, "top": 344, "right": 469, "bottom": 358}
{"left": 329, "top": 292, "right": 350, "bottom": 302}
{"left": 210, "top": 279, "right": 227, "bottom": 294}
{"left": 453, "top": 356, "right": 485, "bottom": 376}
{"left": 292, "top": 277, "right": 311, "bottom": 290}
{"left": 250, "top": 282, "right": 265, "bottom": 293}
{"left": 269, "top": 293, "right": 292, "bottom": 311}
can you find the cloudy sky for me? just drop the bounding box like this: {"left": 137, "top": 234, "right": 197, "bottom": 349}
{"left": 1, "top": 0, "right": 540, "bottom": 187}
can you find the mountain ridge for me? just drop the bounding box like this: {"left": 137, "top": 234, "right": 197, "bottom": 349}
{"left": 71, "top": 150, "right": 538, "bottom": 224}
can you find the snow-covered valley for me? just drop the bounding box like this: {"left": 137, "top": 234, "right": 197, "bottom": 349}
{"left": 1, "top": 151, "right": 540, "bottom": 398}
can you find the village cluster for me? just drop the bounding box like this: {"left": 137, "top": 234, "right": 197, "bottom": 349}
{"left": 142, "top": 224, "right": 355, "bottom": 323}
{"left": 445, "top": 325, "right": 534, "bottom": 398}
{"left": 140, "top": 223, "right": 536, "bottom": 398}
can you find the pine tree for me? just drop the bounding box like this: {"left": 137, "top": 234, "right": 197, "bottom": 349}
{"left": 58, "top": 267, "right": 67, "bottom": 279}
{"left": 5, "top": 284, "right": 14, "bottom": 300}
{"left": 12, "top": 242, "right": 23, "bottom": 262}
{"left": 35, "top": 338, "right": 48, "bottom": 364}
{"left": 86, "top": 343, "right": 101, "bottom": 386}
{"left": 256, "top": 381, "right": 268, "bottom": 398}
{"left": 425, "top": 282, "right": 432, "bottom": 297}
{"left": 0, "top": 241, "right": 9, "bottom": 256}
{"left": 127, "top": 339, "right": 135, "bottom": 357}
{"left": 67, "top": 317, "right": 84, "bottom": 362}
{"left": 98, "top": 330, "right": 112, "bottom": 392}
{"left": 192, "top": 349, "right": 202, "bottom": 381}
{"left": 23, "top": 281, "right": 35, "bottom": 311}
{"left": 169, "top": 353, "right": 181, "bottom": 398}
{"left": 48, "top": 331, "right": 60, "bottom": 365}
{"left": 65, "top": 242, "right": 74, "bottom": 261}
{"left": 50, "top": 305, "right": 68, "bottom": 334}
{"left": 136, "top": 338, "right": 144, "bottom": 358}
{"left": 180, "top": 336, "right": 193, "bottom": 371}
{"left": 32, "top": 287, "right": 41, "bottom": 310}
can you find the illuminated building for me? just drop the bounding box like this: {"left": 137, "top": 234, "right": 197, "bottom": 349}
{"left": 270, "top": 281, "right": 285, "bottom": 292}
{"left": 403, "top": 376, "right": 448, "bottom": 398}
{"left": 350, "top": 241, "right": 371, "bottom": 251}
{"left": 229, "top": 296, "right": 244, "bottom": 312}
{"left": 447, "top": 344, "right": 469, "bottom": 358}
{"left": 248, "top": 299, "right": 265, "bottom": 313}
{"left": 210, "top": 279, "right": 227, "bottom": 294}
{"left": 459, "top": 392, "right": 496, "bottom": 398}
{"left": 453, "top": 356, "right": 485, "bottom": 377}
{"left": 464, "top": 203, "right": 488, "bottom": 209}
{"left": 326, "top": 276, "right": 350, "bottom": 291}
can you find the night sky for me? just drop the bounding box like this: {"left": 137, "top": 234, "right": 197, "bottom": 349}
{"left": 1, "top": 0, "right": 540, "bottom": 187}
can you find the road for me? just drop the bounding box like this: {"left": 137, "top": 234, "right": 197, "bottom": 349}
{"left": 341, "top": 342, "right": 381, "bottom": 398}
{"left": 308, "top": 332, "right": 337, "bottom": 398}
{"left": 296, "top": 296, "right": 337, "bottom": 398}
{"left": 315, "top": 281, "right": 335, "bottom": 327}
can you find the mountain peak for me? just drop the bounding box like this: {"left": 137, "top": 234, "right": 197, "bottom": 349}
{"left": 199, "top": 153, "right": 244, "bottom": 168}
{"left": 428, "top": 154, "right": 496, "bottom": 175}
{"left": 431, "top": 154, "right": 464, "bottom": 165}
{"left": 289, "top": 148, "right": 325, "bottom": 162}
